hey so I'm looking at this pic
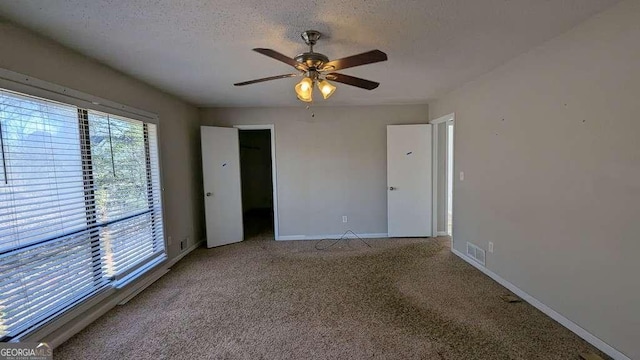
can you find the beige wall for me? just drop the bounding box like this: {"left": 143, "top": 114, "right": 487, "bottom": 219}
{"left": 0, "top": 19, "right": 204, "bottom": 260}
{"left": 201, "top": 104, "right": 429, "bottom": 237}
{"left": 430, "top": 1, "right": 640, "bottom": 358}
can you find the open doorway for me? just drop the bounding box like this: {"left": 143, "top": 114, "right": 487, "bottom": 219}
{"left": 237, "top": 127, "right": 277, "bottom": 241}
{"left": 446, "top": 121, "right": 454, "bottom": 236}
{"left": 432, "top": 114, "right": 454, "bottom": 242}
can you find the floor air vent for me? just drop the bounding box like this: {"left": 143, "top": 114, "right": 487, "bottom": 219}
{"left": 466, "top": 242, "right": 486, "bottom": 266}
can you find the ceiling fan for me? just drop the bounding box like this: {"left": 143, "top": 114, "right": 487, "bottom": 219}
{"left": 234, "top": 30, "right": 388, "bottom": 102}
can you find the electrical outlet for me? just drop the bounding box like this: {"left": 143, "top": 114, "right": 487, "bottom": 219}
{"left": 167, "top": 236, "right": 172, "bottom": 245}
{"left": 342, "top": 216, "right": 348, "bottom": 223}
{"left": 488, "top": 242, "right": 494, "bottom": 253}
{"left": 460, "top": 171, "right": 465, "bottom": 181}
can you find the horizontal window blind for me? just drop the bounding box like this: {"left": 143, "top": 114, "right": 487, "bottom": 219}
{"left": 0, "top": 91, "right": 86, "bottom": 252}
{"left": 0, "top": 231, "right": 109, "bottom": 337}
{"left": 88, "top": 112, "right": 148, "bottom": 222}
{"left": 0, "top": 88, "right": 165, "bottom": 340}
{"left": 87, "top": 112, "right": 165, "bottom": 281}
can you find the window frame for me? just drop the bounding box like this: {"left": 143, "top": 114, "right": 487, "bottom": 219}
{"left": 0, "top": 68, "right": 168, "bottom": 341}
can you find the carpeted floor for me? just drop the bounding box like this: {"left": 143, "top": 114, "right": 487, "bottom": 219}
{"left": 54, "top": 234, "right": 607, "bottom": 359}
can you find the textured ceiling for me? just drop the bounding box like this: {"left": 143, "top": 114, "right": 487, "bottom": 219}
{"left": 0, "top": 0, "right": 620, "bottom": 107}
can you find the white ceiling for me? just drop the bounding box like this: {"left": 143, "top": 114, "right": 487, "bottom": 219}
{"left": 0, "top": 0, "right": 619, "bottom": 107}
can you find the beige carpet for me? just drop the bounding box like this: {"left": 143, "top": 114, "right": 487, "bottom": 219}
{"left": 54, "top": 235, "right": 607, "bottom": 359}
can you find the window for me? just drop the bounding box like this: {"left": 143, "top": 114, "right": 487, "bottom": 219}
{"left": 87, "top": 111, "right": 164, "bottom": 280}
{"left": 0, "top": 89, "right": 165, "bottom": 340}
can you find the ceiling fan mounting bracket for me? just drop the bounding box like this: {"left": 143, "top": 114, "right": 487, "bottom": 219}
{"left": 301, "top": 30, "right": 322, "bottom": 47}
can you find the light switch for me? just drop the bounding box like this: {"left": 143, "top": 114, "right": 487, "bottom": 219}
{"left": 460, "top": 171, "right": 465, "bottom": 181}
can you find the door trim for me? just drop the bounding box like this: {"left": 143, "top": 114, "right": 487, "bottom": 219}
{"left": 233, "top": 124, "right": 280, "bottom": 240}
{"left": 430, "top": 113, "right": 455, "bottom": 244}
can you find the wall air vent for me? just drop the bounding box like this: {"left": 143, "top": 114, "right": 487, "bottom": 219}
{"left": 466, "top": 242, "right": 486, "bottom": 266}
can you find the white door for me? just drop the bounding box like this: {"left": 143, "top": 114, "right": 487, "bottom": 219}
{"left": 201, "top": 126, "right": 244, "bottom": 247}
{"left": 387, "top": 124, "right": 433, "bottom": 237}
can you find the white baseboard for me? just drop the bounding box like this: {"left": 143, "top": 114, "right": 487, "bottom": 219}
{"left": 277, "top": 233, "right": 388, "bottom": 241}
{"left": 166, "top": 239, "right": 204, "bottom": 268}
{"left": 436, "top": 231, "right": 449, "bottom": 236}
{"left": 451, "top": 248, "right": 630, "bottom": 360}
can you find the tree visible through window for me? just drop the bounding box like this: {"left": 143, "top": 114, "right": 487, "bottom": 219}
{"left": 88, "top": 112, "right": 158, "bottom": 278}
{"left": 89, "top": 113, "right": 148, "bottom": 221}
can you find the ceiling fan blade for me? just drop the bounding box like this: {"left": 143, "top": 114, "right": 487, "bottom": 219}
{"left": 253, "top": 48, "right": 306, "bottom": 70}
{"left": 322, "top": 50, "right": 388, "bottom": 71}
{"left": 234, "top": 73, "right": 300, "bottom": 86}
{"left": 325, "top": 73, "right": 379, "bottom": 90}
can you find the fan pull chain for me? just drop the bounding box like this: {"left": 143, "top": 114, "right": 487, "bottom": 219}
{"left": 305, "top": 105, "right": 315, "bottom": 118}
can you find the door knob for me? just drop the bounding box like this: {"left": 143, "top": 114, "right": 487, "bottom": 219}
{"left": 389, "top": 187, "right": 396, "bottom": 191}
{"left": 206, "top": 192, "right": 212, "bottom": 197}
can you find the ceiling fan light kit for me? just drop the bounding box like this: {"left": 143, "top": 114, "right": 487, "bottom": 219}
{"left": 234, "top": 30, "right": 388, "bottom": 103}
{"left": 295, "top": 77, "right": 313, "bottom": 102}
{"left": 317, "top": 79, "right": 336, "bottom": 99}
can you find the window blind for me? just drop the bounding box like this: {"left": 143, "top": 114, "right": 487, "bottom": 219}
{"left": 0, "top": 231, "right": 109, "bottom": 338}
{"left": 0, "top": 92, "right": 87, "bottom": 252}
{"left": 0, "top": 89, "right": 165, "bottom": 340}
{"left": 87, "top": 111, "right": 165, "bottom": 281}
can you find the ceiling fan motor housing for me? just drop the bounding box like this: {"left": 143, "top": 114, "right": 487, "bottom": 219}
{"left": 294, "top": 52, "right": 330, "bottom": 71}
